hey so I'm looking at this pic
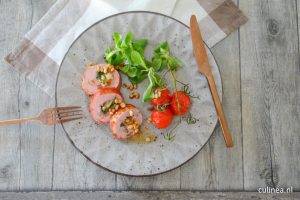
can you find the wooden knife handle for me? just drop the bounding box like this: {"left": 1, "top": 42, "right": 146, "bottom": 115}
{"left": 206, "top": 72, "right": 234, "bottom": 148}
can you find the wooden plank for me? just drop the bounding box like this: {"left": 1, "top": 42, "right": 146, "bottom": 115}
{"left": 0, "top": 191, "right": 299, "bottom": 200}
{"left": 17, "top": 0, "right": 57, "bottom": 190}
{"left": 298, "top": 0, "right": 300, "bottom": 59}
{"left": 116, "top": 169, "right": 180, "bottom": 190}
{"left": 208, "top": 32, "right": 243, "bottom": 190}
{"left": 0, "top": 0, "right": 35, "bottom": 191}
{"left": 180, "top": 1, "right": 243, "bottom": 189}
{"left": 179, "top": 145, "right": 215, "bottom": 189}
{"left": 240, "top": 0, "right": 300, "bottom": 190}
{"left": 180, "top": 33, "right": 242, "bottom": 190}
{"left": 52, "top": 125, "right": 116, "bottom": 190}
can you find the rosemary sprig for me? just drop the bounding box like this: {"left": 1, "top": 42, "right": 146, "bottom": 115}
{"left": 187, "top": 112, "right": 197, "bottom": 125}
{"left": 163, "top": 131, "right": 176, "bottom": 142}
{"left": 162, "top": 118, "right": 182, "bottom": 142}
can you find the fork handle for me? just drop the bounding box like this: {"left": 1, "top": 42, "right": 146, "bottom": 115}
{"left": 206, "top": 72, "right": 234, "bottom": 148}
{"left": 0, "top": 116, "right": 39, "bottom": 126}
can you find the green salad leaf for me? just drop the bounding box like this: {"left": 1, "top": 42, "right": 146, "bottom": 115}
{"left": 104, "top": 32, "right": 182, "bottom": 102}
{"left": 131, "top": 50, "right": 147, "bottom": 69}
{"left": 151, "top": 41, "right": 181, "bottom": 71}
{"left": 133, "top": 39, "right": 148, "bottom": 55}
{"left": 104, "top": 32, "right": 149, "bottom": 84}
{"left": 143, "top": 68, "right": 164, "bottom": 102}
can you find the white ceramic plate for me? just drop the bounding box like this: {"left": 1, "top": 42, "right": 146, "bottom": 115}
{"left": 56, "top": 11, "right": 222, "bottom": 176}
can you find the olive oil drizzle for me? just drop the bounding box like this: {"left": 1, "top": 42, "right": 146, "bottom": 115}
{"left": 126, "top": 126, "right": 157, "bottom": 144}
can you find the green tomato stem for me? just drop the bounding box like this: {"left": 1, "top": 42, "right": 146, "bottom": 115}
{"left": 169, "top": 69, "right": 181, "bottom": 111}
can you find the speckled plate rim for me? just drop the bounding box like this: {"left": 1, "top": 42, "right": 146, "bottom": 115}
{"left": 55, "top": 11, "right": 223, "bottom": 177}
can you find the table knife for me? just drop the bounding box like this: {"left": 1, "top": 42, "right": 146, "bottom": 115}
{"left": 190, "top": 15, "right": 234, "bottom": 148}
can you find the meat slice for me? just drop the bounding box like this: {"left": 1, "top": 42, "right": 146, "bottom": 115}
{"left": 90, "top": 88, "right": 123, "bottom": 123}
{"left": 110, "top": 104, "right": 143, "bottom": 140}
{"left": 82, "top": 64, "right": 121, "bottom": 95}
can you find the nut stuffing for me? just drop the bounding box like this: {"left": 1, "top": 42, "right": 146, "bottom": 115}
{"left": 129, "top": 92, "right": 140, "bottom": 99}
{"left": 121, "top": 116, "right": 141, "bottom": 135}
{"left": 123, "top": 83, "right": 138, "bottom": 91}
{"left": 96, "top": 64, "right": 116, "bottom": 86}
{"left": 100, "top": 97, "right": 125, "bottom": 116}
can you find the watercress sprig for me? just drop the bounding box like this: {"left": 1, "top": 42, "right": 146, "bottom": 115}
{"left": 151, "top": 41, "right": 181, "bottom": 72}
{"left": 104, "top": 32, "right": 182, "bottom": 102}
{"left": 143, "top": 42, "right": 182, "bottom": 102}
{"left": 104, "top": 32, "right": 149, "bottom": 84}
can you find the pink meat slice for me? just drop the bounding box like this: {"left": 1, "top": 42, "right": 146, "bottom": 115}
{"left": 110, "top": 105, "right": 143, "bottom": 140}
{"left": 82, "top": 64, "right": 121, "bottom": 95}
{"left": 90, "top": 92, "right": 123, "bottom": 124}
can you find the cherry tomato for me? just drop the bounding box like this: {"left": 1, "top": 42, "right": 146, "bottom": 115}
{"left": 170, "top": 91, "right": 191, "bottom": 115}
{"left": 149, "top": 88, "right": 172, "bottom": 106}
{"left": 150, "top": 108, "right": 174, "bottom": 129}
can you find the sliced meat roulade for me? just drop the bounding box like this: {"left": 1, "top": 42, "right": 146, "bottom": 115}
{"left": 82, "top": 64, "right": 121, "bottom": 95}
{"left": 110, "top": 104, "right": 143, "bottom": 140}
{"left": 90, "top": 88, "right": 125, "bottom": 123}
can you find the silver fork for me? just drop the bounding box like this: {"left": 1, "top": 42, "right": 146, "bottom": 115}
{"left": 0, "top": 106, "right": 83, "bottom": 126}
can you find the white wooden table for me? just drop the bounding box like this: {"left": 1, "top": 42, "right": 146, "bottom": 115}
{"left": 0, "top": 0, "right": 299, "bottom": 199}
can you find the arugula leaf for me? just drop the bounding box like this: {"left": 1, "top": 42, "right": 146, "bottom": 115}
{"left": 143, "top": 70, "right": 156, "bottom": 102}
{"left": 133, "top": 39, "right": 148, "bottom": 49}
{"left": 128, "top": 70, "right": 148, "bottom": 84}
{"left": 151, "top": 57, "right": 162, "bottom": 71}
{"left": 104, "top": 32, "right": 149, "bottom": 84}
{"left": 104, "top": 48, "right": 113, "bottom": 62}
{"left": 152, "top": 71, "right": 163, "bottom": 87}
{"left": 142, "top": 69, "right": 164, "bottom": 102}
{"left": 104, "top": 48, "right": 123, "bottom": 65}
{"left": 143, "top": 81, "right": 155, "bottom": 102}
{"left": 167, "top": 56, "right": 181, "bottom": 71}
{"left": 127, "top": 66, "right": 138, "bottom": 77}
{"left": 131, "top": 50, "right": 147, "bottom": 69}
{"left": 154, "top": 41, "right": 169, "bottom": 53}
{"left": 104, "top": 33, "right": 182, "bottom": 103}
{"left": 151, "top": 56, "right": 167, "bottom": 71}
{"left": 113, "top": 32, "right": 122, "bottom": 48}
{"left": 151, "top": 41, "right": 181, "bottom": 72}
{"left": 121, "top": 32, "right": 133, "bottom": 48}
{"left": 133, "top": 39, "right": 148, "bottom": 55}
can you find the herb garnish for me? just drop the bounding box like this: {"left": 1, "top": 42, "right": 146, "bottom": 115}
{"left": 187, "top": 112, "right": 197, "bottom": 125}
{"left": 162, "top": 118, "right": 182, "bottom": 142}
{"left": 100, "top": 98, "right": 116, "bottom": 114}
{"left": 104, "top": 32, "right": 148, "bottom": 84}
{"left": 104, "top": 32, "right": 181, "bottom": 102}
{"left": 96, "top": 71, "right": 104, "bottom": 80}
{"left": 96, "top": 71, "right": 107, "bottom": 85}
{"left": 163, "top": 131, "right": 176, "bottom": 142}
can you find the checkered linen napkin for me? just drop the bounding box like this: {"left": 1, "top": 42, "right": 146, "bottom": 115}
{"left": 5, "top": 0, "right": 247, "bottom": 96}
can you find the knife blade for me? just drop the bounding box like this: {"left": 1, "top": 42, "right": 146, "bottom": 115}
{"left": 190, "top": 15, "right": 234, "bottom": 148}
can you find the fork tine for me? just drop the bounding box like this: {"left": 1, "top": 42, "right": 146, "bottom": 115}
{"left": 56, "top": 109, "right": 82, "bottom": 113}
{"left": 54, "top": 109, "right": 82, "bottom": 116}
{"left": 57, "top": 117, "right": 83, "bottom": 123}
{"left": 51, "top": 106, "right": 81, "bottom": 111}
{"left": 56, "top": 114, "right": 83, "bottom": 119}
{"left": 55, "top": 112, "right": 83, "bottom": 118}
